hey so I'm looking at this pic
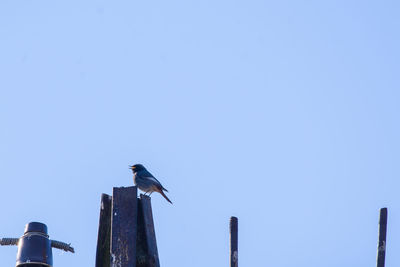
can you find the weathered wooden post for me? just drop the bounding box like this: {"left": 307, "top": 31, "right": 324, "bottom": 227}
{"left": 139, "top": 195, "right": 160, "bottom": 267}
{"left": 96, "top": 194, "right": 112, "bottom": 267}
{"left": 111, "top": 187, "right": 138, "bottom": 267}
{"left": 230, "top": 216, "right": 238, "bottom": 267}
{"left": 377, "top": 208, "right": 388, "bottom": 267}
{"left": 96, "top": 187, "right": 160, "bottom": 267}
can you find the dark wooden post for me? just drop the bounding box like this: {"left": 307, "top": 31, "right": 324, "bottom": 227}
{"left": 136, "top": 198, "right": 149, "bottom": 267}
{"left": 111, "top": 186, "right": 138, "bottom": 267}
{"left": 95, "top": 187, "right": 163, "bottom": 267}
{"left": 96, "top": 194, "right": 112, "bottom": 267}
{"left": 230, "top": 216, "right": 238, "bottom": 267}
{"left": 377, "top": 208, "right": 388, "bottom": 267}
{"left": 140, "top": 194, "right": 160, "bottom": 267}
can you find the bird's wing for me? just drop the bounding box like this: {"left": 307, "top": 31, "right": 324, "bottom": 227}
{"left": 142, "top": 171, "right": 168, "bottom": 191}
{"left": 141, "top": 170, "right": 161, "bottom": 184}
{"left": 144, "top": 175, "right": 161, "bottom": 185}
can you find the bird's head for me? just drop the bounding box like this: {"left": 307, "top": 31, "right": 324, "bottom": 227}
{"left": 129, "top": 164, "right": 145, "bottom": 172}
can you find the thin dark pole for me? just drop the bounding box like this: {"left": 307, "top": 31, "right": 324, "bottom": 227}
{"left": 230, "top": 216, "right": 238, "bottom": 267}
{"left": 377, "top": 208, "right": 388, "bottom": 267}
{"left": 96, "top": 194, "right": 112, "bottom": 267}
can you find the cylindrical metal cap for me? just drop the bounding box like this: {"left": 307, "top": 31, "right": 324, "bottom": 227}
{"left": 24, "top": 222, "right": 48, "bottom": 236}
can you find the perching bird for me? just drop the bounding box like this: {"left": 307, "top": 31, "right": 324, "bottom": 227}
{"left": 130, "top": 164, "right": 172, "bottom": 204}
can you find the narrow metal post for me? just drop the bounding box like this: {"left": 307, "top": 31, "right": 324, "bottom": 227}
{"left": 230, "top": 216, "right": 238, "bottom": 267}
{"left": 377, "top": 208, "right": 388, "bottom": 267}
{"left": 96, "top": 193, "right": 112, "bottom": 267}
{"left": 111, "top": 186, "right": 138, "bottom": 267}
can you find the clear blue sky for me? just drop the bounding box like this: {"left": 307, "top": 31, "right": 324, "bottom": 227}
{"left": 1, "top": 1, "right": 399, "bottom": 266}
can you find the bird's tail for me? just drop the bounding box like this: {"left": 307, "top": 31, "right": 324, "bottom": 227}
{"left": 159, "top": 190, "right": 173, "bottom": 204}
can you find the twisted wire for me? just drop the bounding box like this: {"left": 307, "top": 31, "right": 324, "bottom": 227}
{"left": 0, "top": 238, "right": 19, "bottom": 246}
{"left": 1, "top": 237, "right": 74, "bottom": 253}
{"left": 51, "top": 240, "right": 75, "bottom": 253}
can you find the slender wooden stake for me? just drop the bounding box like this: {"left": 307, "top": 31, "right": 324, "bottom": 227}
{"left": 96, "top": 194, "right": 112, "bottom": 267}
{"left": 230, "top": 216, "right": 238, "bottom": 267}
{"left": 111, "top": 186, "right": 138, "bottom": 267}
{"left": 140, "top": 194, "right": 160, "bottom": 267}
{"left": 377, "top": 208, "right": 388, "bottom": 267}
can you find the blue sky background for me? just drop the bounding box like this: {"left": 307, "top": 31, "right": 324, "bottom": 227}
{"left": 1, "top": 1, "right": 399, "bottom": 266}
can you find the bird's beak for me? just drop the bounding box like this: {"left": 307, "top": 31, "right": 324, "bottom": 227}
{"left": 129, "top": 165, "right": 135, "bottom": 170}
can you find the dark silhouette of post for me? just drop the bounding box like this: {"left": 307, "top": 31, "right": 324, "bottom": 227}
{"left": 140, "top": 194, "right": 160, "bottom": 267}
{"left": 377, "top": 208, "right": 388, "bottom": 267}
{"left": 230, "top": 216, "right": 238, "bottom": 267}
{"left": 96, "top": 194, "right": 112, "bottom": 267}
{"left": 111, "top": 186, "right": 138, "bottom": 267}
{"left": 96, "top": 187, "right": 160, "bottom": 267}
